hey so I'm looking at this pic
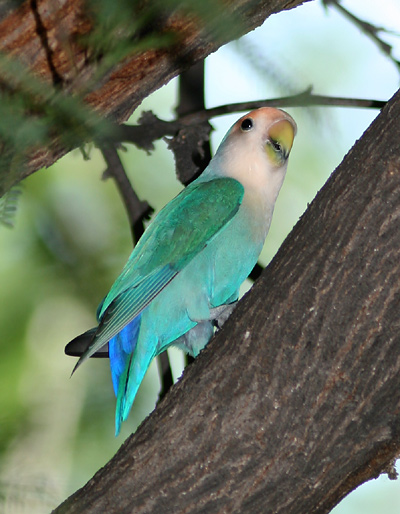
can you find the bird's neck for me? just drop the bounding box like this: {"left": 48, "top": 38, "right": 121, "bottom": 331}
{"left": 206, "top": 149, "right": 287, "bottom": 241}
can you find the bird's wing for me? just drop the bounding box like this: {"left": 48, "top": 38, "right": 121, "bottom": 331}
{"left": 72, "top": 177, "right": 244, "bottom": 370}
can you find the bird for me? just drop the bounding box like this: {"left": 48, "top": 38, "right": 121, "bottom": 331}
{"left": 65, "top": 107, "right": 297, "bottom": 435}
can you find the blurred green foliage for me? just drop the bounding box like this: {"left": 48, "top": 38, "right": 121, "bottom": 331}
{"left": 0, "top": 52, "right": 114, "bottom": 197}
{"left": 0, "top": 187, "right": 21, "bottom": 228}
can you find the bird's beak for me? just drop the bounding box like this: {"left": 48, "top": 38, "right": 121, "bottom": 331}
{"left": 271, "top": 118, "right": 295, "bottom": 152}
{"left": 265, "top": 118, "right": 296, "bottom": 165}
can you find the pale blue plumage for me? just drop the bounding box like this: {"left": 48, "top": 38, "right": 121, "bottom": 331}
{"left": 66, "top": 107, "right": 296, "bottom": 435}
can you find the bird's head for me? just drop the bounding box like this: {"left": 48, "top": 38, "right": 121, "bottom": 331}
{"left": 234, "top": 108, "right": 296, "bottom": 166}
{"left": 211, "top": 107, "right": 297, "bottom": 206}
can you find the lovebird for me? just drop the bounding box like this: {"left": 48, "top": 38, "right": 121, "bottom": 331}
{"left": 66, "top": 107, "right": 297, "bottom": 435}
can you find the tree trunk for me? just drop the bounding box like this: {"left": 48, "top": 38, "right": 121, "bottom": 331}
{"left": 52, "top": 88, "right": 400, "bottom": 513}
{"left": 0, "top": 0, "right": 308, "bottom": 195}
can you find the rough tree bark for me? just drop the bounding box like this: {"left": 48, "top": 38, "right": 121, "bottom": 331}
{"left": 52, "top": 87, "right": 400, "bottom": 512}
{"left": 0, "top": 0, "right": 307, "bottom": 195}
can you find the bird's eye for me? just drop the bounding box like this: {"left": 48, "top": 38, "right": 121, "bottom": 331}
{"left": 270, "top": 139, "right": 283, "bottom": 154}
{"left": 240, "top": 118, "right": 253, "bottom": 131}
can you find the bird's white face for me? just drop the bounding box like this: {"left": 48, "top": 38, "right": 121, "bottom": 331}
{"left": 213, "top": 107, "right": 297, "bottom": 210}
{"left": 233, "top": 108, "right": 296, "bottom": 167}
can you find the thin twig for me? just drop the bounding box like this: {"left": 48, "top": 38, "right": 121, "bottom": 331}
{"left": 323, "top": 0, "right": 400, "bottom": 71}
{"left": 179, "top": 89, "right": 387, "bottom": 125}
{"left": 100, "top": 143, "right": 153, "bottom": 242}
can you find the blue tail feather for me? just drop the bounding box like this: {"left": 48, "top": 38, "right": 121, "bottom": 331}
{"left": 109, "top": 315, "right": 141, "bottom": 396}
{"left": 115, "top": 332, "right": 156, "bottom": 436}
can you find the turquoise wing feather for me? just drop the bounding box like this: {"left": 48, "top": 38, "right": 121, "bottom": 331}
{"left": 72, "top": 177, "right": 244, "bottom": 371}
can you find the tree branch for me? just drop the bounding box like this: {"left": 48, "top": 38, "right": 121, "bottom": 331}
{"left": 116, "top": 90, "right": 387, "bottom": 156}
{"left": 53, "top": 86, "right": 400, "bottom": 514}
{"left": 178, "top": 90, "right": 388, "bottom": 122}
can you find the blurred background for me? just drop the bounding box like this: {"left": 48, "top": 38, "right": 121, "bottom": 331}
{"left": 1, "top": 0, "right": 400, "bottom": 512}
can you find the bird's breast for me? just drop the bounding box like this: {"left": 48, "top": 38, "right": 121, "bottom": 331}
{"left": 203, "top": 197, "right": 271, "bottom": 308}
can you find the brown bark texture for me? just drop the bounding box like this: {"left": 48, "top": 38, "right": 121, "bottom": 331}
{"left": 52, "top": 87, "right": 400, "bottom": 513}
{"left": 0, "top": 0, "right": 306, "bottom": 195}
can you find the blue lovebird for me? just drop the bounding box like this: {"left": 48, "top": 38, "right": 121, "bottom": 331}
{"left": 66, "top": 107, "right": 297, "bottom": 435}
